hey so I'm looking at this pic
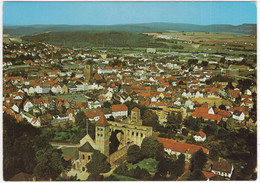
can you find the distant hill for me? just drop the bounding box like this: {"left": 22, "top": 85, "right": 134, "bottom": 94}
{"left": 22, "top": 31, "right": 164, "bottom": 48}
{"left": 4, "top": 23, "right": 256, "bottom": 36}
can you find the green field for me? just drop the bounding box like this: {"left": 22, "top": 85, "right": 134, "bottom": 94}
{"left": 127, "top": 158, "right": 159, "bottom": 173}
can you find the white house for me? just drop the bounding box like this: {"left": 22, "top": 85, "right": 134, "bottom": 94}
{"left": 211, "top": 161, "right": 234, "bottom": 178}
{"left": 85, "top": 110, "right": 101, "bottom": 122}
{"left": 28, "top": 87, "right": 35, "bottom": 95}
{"left": 13, "top": 95, "right": 23, "bottom": 100}
{"left": 88, "top": 101, "right": 102, "bottom": 109}
{"left": 245, "top": 89, "right": 252, "bottom": 95}
{"left": 11, "top": 104, "right": 19, "bottom": 113}
{"left": 53, "top": 115, "right": 69, "bottom": 123}
{"left": 193, "top": 131, "right": 207, "bottom": 142}
{"left": 31, "top": 117, "right": 41, "bottom": 127}
{"left": 184, "top": 99, "right": 195, "bottom": 110}
{"left": 104, "top": 90, "right": 113, "bottom": 101}
{"left": 151, "top": 96, "right": 157, "bottom": 103}
{"left": 241, "top": 99, "right": 254, "bottom": 109}
{"left": 23, "top": 100, "right": 34, "bottom": 112}
{"left": 35, "top": 85, "right": 43, "bottom": 94}
{"left": 232, "top": 110, "right": 245, "bottom": 121}
{"left": 195, "top": 91, "right": 203, "bottom": 98}
{"left": 20, "top": 112, "right": 34, "bottom": 123}
{"left": 51, "top": 84, "right": 62, "bottom": 94}
{"left": 158, "top": 137, "right": 209, "bottom": 161}
{"left": 112, "top": 104, "right": 128, "bottom": 118}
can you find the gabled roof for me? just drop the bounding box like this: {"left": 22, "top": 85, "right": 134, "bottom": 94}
{"left": 112, "top": 104, "right": 128, "bottom": 112}
{"left": 158, "top": 137, "right": 209, "bottom": 155}
{"left": 132, "top": 107, "right": 140, "bottom": 112}
{"left": 195, "top": 131, "right": 206, "bottom": 138}
{"left": 96, "top": 113, "right": 109, "bottom": 127}
{"left": 78, "top": 142, "right": 95, "bottom": 152}
{"left": 203, "top": 171, "right": 215, "bottom": 180}
{"left": 212, "top": 161, "right": 233, "bottom": 174}
{"left": 243, "top": 98, "right": 253, "bottom": 104}
{"left": 229, "top": 106, "right": 249, "bottom": 115}
{"left": 228, "top": 89, "right": 241, "bottom": 94}
{"left": 214, "top": 109, "right": 231, "bottom": 118}
{"left": 233, "top": 110, "right": 243, "bottom": 116}
{"left": 192, "top": 107, "right": 222, "bottom": 121}
{"left": 85, "top": 110, "right": 99, "bottom": 119}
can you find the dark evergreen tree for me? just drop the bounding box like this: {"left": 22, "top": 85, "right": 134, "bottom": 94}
{"left": 127, "top": 144, "right": 142, "bottom": 164}
{"left": 190, "top": 149, "right": 208, "bottom": 172}
{"left": 188, "top": 169, "right": 206, "bottom": 180}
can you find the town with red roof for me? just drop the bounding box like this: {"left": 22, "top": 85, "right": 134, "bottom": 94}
{"left": 2, "top": 2, "right": 257, "bottom": 181}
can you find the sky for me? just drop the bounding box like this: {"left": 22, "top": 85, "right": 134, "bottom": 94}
{"left": 3, "top": 1, "right": 257, "bottom": 26}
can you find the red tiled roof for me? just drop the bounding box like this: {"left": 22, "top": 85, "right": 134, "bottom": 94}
{"left": 132, "top": 107, "right": 140, "bottom": 112}
{"left": 203, "top": 171, "right": 215, "bottom": 179}
{"left": 215, "top": 109, "right": 231, "bottom": 118}
{"left": 192, "top": 107, "right": 222, "bottom": 121}
{"left": 229, "top": 106, "right": 249, "bottom": 115}
{"left": 85, "top": 110, "right": 99, "bottom": 119}
{"left": 196, "top": 131, "right": 206, "bottom": 138}
{"left": 243, "top": 98, "right": 253, "bottom": 104}
{"left": 241, "top": 94, "right": 252, "bottom": 99}
{"left": 192, "top": 107, "right": 209, "bottom": 117}
{"left": 203, "top": 114, "right": 222, "bottom": 121}
{"left": 140, "top": 100, "right": 150, "bottom": 106}
{"left": 111, "top": 83, "right": 116, "bottom": 87}
{"left": 96, "top": 113, "right": 109, "bottom": 127}
{"left": 157, "top": 137, "right": 209, "bottom": 155}
{"left": 139, "top": 92, "right": 151, "bottom": 97}
{"left": 94, "top": 73, "right": 102, "bottom": 81}
{"left": 112, "top": 104, "right": 128, "bottom": 112}
{"left": 201, "top": 103, "right": 210, "bottom": 108}
{"left": 150, "top": 102, "right": 168, "bottom": 107}
{"left": 232, "top": 93, "right": 239, "bottom": 98}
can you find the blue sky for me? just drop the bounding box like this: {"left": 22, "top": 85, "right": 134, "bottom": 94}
{"left": 3, "top": 1, "right": 257, "bottom": 26}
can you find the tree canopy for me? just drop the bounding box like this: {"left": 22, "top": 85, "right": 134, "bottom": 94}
{"left": 33, "top": 147, "right": 68, "bottom": 180}
{"left": 190, "top": 149, "right": 208, "bottom": 172}
{"left": 127, "top": 144, "right": 142, "bottom": 164}
{"left": 3, "top": 113, "right": 68, "bottom": 180}
{"left": 142, "top": 110, "right": 160, "bottom": 131}
{"left": 140, "top": 136, "right": 164, "bottom": 160}
{"left": 86, "top": 150, "right": 111, "bottom": 174}
{"left": 188, "top": 169, "right": 207, "bottom": 180}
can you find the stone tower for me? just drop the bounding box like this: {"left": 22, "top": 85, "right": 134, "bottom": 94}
{"left": 84, "top": 64, "right": 93, "bottom": 81}
{"left": 95, "top": 113, "right": 110, "bottom": 157}
{"left": 131, "top": 107, "right": 142, "bottom": 125}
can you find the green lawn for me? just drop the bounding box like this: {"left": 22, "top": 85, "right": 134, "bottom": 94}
{"left": 127, "top": 158, "right": 159, "bottom": 173}
{"left": 113, "top": 174, "right": 140, "bottom": 181}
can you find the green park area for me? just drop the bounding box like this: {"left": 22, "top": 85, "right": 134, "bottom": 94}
{"left": 126, "top": 158, "right": 159, "bottom": 173}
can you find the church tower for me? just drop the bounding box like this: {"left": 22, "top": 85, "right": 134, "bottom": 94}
{"left": 95, "top": 113, "right": 110, "bottom": 157}
{"left": 131, "top": 107, "right": 142, "bottom": 125}
{"left": 84, "top": 63, "right": 93, "bottom": 82}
